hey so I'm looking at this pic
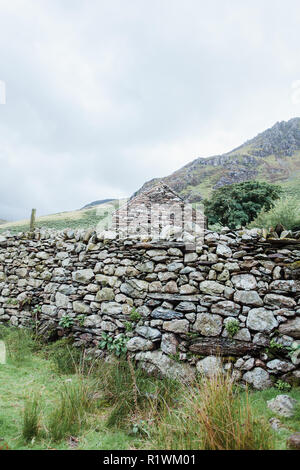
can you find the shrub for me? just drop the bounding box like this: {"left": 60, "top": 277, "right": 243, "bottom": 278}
{"left": 249, "top": 196, "right": 300, "bottom": 231}
{"left": 225, "top": 319, "right": 240, "bottom": 338}
{"left": 22, "top": 394, "right": 40, "bottom": 442}
{"left": 58, "top": 315, "right": 74, "bottom": 329}
{"left": 151, "top": 372, "right": 274, "bottom": 450}
{"left": 98, "top": 333, "right": 128, "bottom": 357}
{"left": 204, "top": 181, "right": 282, "bottom": 229}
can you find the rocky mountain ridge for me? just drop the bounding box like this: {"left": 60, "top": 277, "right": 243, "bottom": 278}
{"left": 134, "top": 118, "right": 300, "bottom": 202}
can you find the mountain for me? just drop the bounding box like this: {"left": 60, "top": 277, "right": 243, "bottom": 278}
{"left": 81, "top": 199, "right": 116, "bottom": 210}
{"left": 134, "top": 118, "right": 300, "bottom": 202}
{"left": 0, "top": 219, "right": 6, "bottom": 225}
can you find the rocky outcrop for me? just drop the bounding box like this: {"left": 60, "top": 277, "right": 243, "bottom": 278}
{"left": 0, "top": 226, "right": 299, "bottom": 389}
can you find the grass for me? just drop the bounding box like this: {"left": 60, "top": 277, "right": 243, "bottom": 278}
{"left": 0, "top": 326, "right": 299, "bottom": 450}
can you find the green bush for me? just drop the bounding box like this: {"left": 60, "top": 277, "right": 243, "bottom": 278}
{"left": 249, "top": 196, "right": 300, "bottom": 231}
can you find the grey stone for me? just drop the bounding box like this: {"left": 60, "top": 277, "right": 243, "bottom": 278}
{"left": 247, "top": 308, "right": 278, "bottom": 333}
{"left": 264, "top": 294, "right": 296, "bottom": 309}
{"left": 199, "top": 281, "right": 225, "bottom": 295}
{"left": 194, "top": 313, "right": 223, "bottom": 336}
{"left": 243, "top": 367, "right": 272, "bottom": 390}
{"left": 211, "top": 300, "right": 240, "bottom": 316}
{"left": 163, "top": 319, "right": 189, "bottom": 334}
{"left": 135, "top": 326, "right": 161, "bottom": 341}
{"left": 231, "top": 274, "right": 257, "bottom": 291}
{"left": 234, "top": 290, "right": 263, "bottom": 306}
{"left": 196, "top": 356, "right": 223, "bottom": 377}
{"left": 151, "top": 307, "right": 183, "bottom": 320}
{"left": 267, "top": 395, "right": 297, "bottom": 417}
{"left": 127, "top": 337, "right": 154, "bottom": 352}
{"left": 72, "top": 269, "right": 94, "bottom": 284}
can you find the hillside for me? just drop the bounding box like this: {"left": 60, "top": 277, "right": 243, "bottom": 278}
{"left": 0, "top": 200, "right": 126, "bottom": 233}
{"left": 0, "top": 219, "right": 6, "bottom": 225}
{"left": 134, "top": 118, "right": 300, "bottom": 202}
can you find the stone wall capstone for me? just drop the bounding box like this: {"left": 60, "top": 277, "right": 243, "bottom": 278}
{"left": 0, "top": 227, "right": 299, "bottom": 389}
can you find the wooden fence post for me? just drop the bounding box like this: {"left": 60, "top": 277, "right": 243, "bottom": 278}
{"left": 30, "top": 208, "right": 36, "bottom": 232}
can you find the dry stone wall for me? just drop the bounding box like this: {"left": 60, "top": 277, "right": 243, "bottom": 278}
{"left": 0, "top": 227, "right": 299, "bottom": 389}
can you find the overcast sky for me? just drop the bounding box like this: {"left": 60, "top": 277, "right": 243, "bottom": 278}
{"left": 1, "top": 0, "right": 300, "bottom": 220}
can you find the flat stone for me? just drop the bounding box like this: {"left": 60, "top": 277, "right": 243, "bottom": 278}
{"left": 101, "top": 302, "right": 122, "bottom": 316}
{"left": 95, "top": 287, "right": 115, "bottom": 302}
{"left": 278, "top": 317, "right": 300, "bottom": 339}
{"left": 211, "top": 300, "right": 240, "bottom": 316}
{"left": 161, "top": 333, "right": 179, "bottom": 355}
{"left": 287, "top": 433, "right": 300, "bottom": 450}
{"left": 73, "top": 301, "right": 91, "bottom": 314}
{"left": 264, "top": 294, "right": 296, "bottom": 309}
{"left": 163, "top": 319, "right": 189, "bottom": 334}
{"left": 151, "top": 307, "right": 183, "bottom": 320}
{"left": 135, "top": 326, "right": 161, "bottom": 341}
{"left": 266, "top": 359, "right": 295, "bottom": 373}
{"left": 216, "top": 244, "right": 232, "bottom": 258}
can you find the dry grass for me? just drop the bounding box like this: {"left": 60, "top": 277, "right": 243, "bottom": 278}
{"left": 151, "top": 372, "right": 274, "bottom": 450}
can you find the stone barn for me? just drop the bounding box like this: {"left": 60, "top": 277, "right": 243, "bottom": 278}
{"left": 109, "top": 183, "right": 205, "bottom": 241}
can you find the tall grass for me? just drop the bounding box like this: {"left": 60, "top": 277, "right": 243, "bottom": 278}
{"left": 95, "top": 357, "right": 180, "bottom": 429}
{"left": 249, "top": 196, "right": 300, "bottom": 231}
{"left": 47, "top": 379, "right": 96, "bottom": 441}
{"left": 151, "top": 372, "right": 274, "bottom": 450}
{"left": 3, "top": 327, "right": 37, "bottom": 364}
{"left": 22, "top": 394, "right": 40, "bottom": 442}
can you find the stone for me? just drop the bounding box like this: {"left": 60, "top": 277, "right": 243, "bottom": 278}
{"left": 41, "top": 305, "right": 57, "bottom": 316}
{"left": 95, "top": 287, "right": 115, "bottom": 302}
{"left": 55, "top": 292, "right": 70, "bottom": 309}
{"left": 175, "top": 301, "right": 196, "bottom": 313}
{"left": 243, "top": 367, "right": 272, "bottom": 390}
{"left": 267, "top": 395, "right": 297, "bottom": 417}
{"left": 287, "top": 433, "right": 300, "bottom": 450}
{"left": 73, "top": 301, "right": 91, "bottom": 314}
{"left": 137, "top": 261, "right": 155, "bottom": 273}
{"left": 231, "top": 274, "right": 257, "bottom": 291}
{"left": 151, "top": 307, "right": 183, "bottom": 320}
{"left": 247, "top": 308, "right": 278, "bottom": 333}
{"left": 184, "top": 253, "right": 198, "bottom": 263}
{"left": 194, "top": 313, "right": 223, "bottom": 336}
{"left": 135, "top": 326, "right": 161, "bottom": 341}
{"left": 211, "top": 300, "right": 240, "bottom": 316}
{"left": 196, "top": 356, "right": 223, "bottom": 377}
{"left": 266, "top": 359, "right": 295, "bottom": 373}
{"left": 199, "top": 281, "right": 225, "bottom": 295}
{"left": 216, "top": 244, "right": 232, "bottom": 258}
{"left": 126, "top": 337, "right": 154, "bottom": 352}
{"left": 234, "top": 290, "right": 263, "bottom": 307}
{"left": 135, "top": 350, "right": 195, "bottom": 383}
{"left": 101, "top": 302, "right": 122, "bottom": 316}
{"left": 264, "top": 294, "right": 296, "bottom": 309}
{"left": 163, "top": 281, "right": 178, "bottom": 293}
{"left": 84, "top": 315, "right": 102, "bottom": 328}
{"left": 72, "top": 269, "right": 94, "bottom": 284}
{"left": 278, "top": 317, "right": 300, "bottom": 339}
{"left": 120, "top": 279, "right": 148, "bottom": 299}
{"left": 269, "top": 280, "right": 297, "bottom": 293}
{"left": 163, "top": 319, "right": 189, "bottom": 334}
{"left": 161, "top": 333, "right": 179, "bottom": 355}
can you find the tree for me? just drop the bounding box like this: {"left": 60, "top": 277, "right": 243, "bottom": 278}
{"left": 204, "top": 181, "right": 282, "bottom": 229}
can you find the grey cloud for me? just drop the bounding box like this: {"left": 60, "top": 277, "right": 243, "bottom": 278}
{"left": 0, "top": 0, "right": 300, "bottom": 220}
